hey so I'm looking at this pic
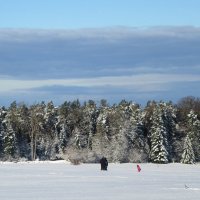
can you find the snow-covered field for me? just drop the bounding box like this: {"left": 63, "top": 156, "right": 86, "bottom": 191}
{"left": 0, "top": 161, "right": 200, "bottom": 200}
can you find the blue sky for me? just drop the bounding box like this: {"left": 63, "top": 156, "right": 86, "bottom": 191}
{"left": 1, "top": 0, "right": 200, "bottom": 28}
{"left": 0, "top": 1, "right": 200, "bottom": 106}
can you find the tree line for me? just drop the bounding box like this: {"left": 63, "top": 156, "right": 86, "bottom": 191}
{"left": 0, "top": 96, "right": 199, "bottom": 164}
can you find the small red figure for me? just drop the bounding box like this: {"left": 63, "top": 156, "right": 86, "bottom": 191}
{"left": 137, "top": 164, "right": 141, "bottom": 172}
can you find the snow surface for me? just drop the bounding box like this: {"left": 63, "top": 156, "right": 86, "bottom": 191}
{"left": 0, "top": 161, "right": 200, "bottom": 200}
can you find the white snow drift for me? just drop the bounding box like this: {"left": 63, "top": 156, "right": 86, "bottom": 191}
{"left": 0, "top": 161, "right": 200, "bottom": 200}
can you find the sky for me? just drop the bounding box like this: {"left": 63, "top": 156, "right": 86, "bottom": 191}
{"left": 0, "top": 0, "right": 200, "bottom": 106}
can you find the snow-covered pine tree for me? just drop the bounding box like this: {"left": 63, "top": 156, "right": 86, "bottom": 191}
{"left": 107, "top": 101, "right": 147, "bottom": 163}
{"left": 81, "top": 100, "right": 97, "bottom": 150}
{"left": 149, "top": 104, "right": 169, "bottom": 163}
{"left": 108, "top": 104, "right": 128, "bottom": 163}
{"left": 181, "top": 135, "right": 195, "bottom": 164}
{"left": 159, "top": 102, "right": 177, "bottom": 161}
{"left": 92, "top": 105, "right": 111, "bottom": 159}
{"left": 0, "top": 107, "right": 7, "bottom": 158}
{"left": 186, "top": 110, "right": 200, "bottom": 161}
{"left": 29, "top": 104, "right": 45, "bottom": 160}
{"left": 44, "top": 101, "right": 57, "bottom": 129}
{"left": 0, "top": 104, "right": 19, "bottom": 160}
{"left": 16, "top": 103, "right": 31, "bottom": 160}
{"left": 150, "top": 129, "right": 168, "bottom": 163}
{"left": 127, "top": 104, "right": 148, "bottom": 162}
{"left": 73, "top": 127, "right": 87, "bottom": 149}
{"left": 0, "top": 121, "right": 4, "bottom": 157}
{"left": 56, "top": 101, "right": 73, "bottom": 154}
{"left": 41, "top": 101, "right": 58, "bottom": 159}
{"left": 55, "top": 119, "right": 69, "bottom": 154}
{"left": 3, "top": 123, "right": 16, "bottom": 159}
{"left": 68, "top": 101, "right": 96, "bottom": 151}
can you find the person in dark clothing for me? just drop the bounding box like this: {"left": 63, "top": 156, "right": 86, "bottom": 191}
{"left": 100, "top": 157, "right": 108, "bottom": 170}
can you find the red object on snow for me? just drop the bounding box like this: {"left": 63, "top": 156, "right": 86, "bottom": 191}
{"left": 137, "top": 164, "right": 141, "bottom": 172}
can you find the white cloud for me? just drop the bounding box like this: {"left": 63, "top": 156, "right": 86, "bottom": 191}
{"left": 0, "top": 73, "right": 199, "bottom": 93}
{"left": 0, "top": 27, "right": 200, "bottom": 105}
{"left": 1, "top": 26, "right": 200, "bottom": 42}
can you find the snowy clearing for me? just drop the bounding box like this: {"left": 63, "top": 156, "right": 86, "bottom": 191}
{"left": 0, "top": 161, "right": 200, "bottom": 200}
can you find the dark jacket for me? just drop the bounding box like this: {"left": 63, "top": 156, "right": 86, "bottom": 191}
{"left": 100, "top": 157, "right": 108, "bottom": 170}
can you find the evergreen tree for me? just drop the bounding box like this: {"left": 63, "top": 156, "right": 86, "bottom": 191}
{"left": 0, "top": 107, "right": 7, "bottom": 157}
{"left": 186, "top": 110, "right": 200, "bottom": 161}
{"left": 55, "top": 115, "right": 71, "bottom": 155}
{"left": 82, "top": 100, "right": 97, "bottom": 150}
{"left": 160, "top": 102, "right": 177, "bottom": 161}
{"left": 108, "top": 105, "right": 127, "bottom": 163}
{"left": 16, "top": 103, "right": 31, "bottom": 159}
{"left": 0, "top": 98, "right": 199, "bottom": 163}
{"left": 29, "top": 104, "right": 45, "bottom": 160}
{"left": 149, "top": 105, "right": 169, "bottom": 163}
{"left": 92, "top": 106, "right": 111, "bottom": 159}
{"left": 181, "top": 135, "right": 195, "bottom": 164}
{"left": 3, "top": 123, "right": 16, "bottom": 159}
{"left": 41, "top": 101, "right": 58, "bottom": 159}
{"left": 128, "top": 105, "right": 148, "bottom": 162}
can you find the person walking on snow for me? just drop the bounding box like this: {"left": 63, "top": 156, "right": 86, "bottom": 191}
{"left": 137, "top": 164, "right": 141, "bottom": 172}
{"left": 100, "top": 157, "right": 108, "bottom": 170}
